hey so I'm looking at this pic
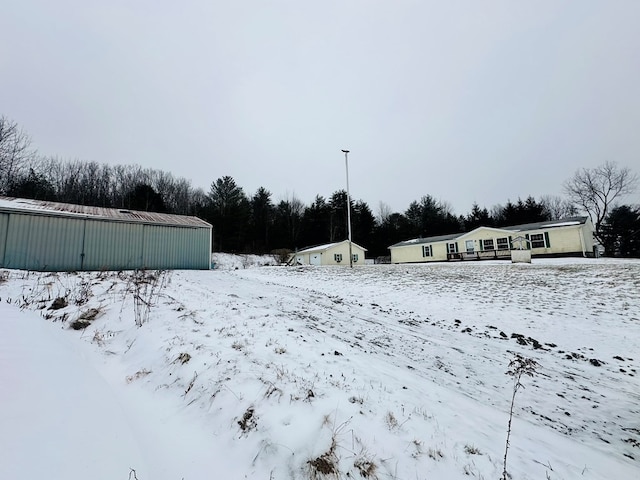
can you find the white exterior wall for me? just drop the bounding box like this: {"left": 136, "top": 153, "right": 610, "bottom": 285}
{"left": 528, "top": 224, "right": 593, "bottom": 256}
{"left": 295, "top": 242, "right": 366, "bottom": 266}
{"left": 457, "top": 228, "right": 513, "bottom": 253}
{"left": 390, "top": 242, "right": 448, "bottom": 263}
{"left": 389, "top": 220, "right": 595, "bottom": 264}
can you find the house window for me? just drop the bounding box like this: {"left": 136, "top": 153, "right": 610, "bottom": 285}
{"left": 482, "top": 239, "right": 494, "bottom": 250}
{"left": 422, "top": 245, "right": 432, "bottom": 257}
{"left": 352, "top": 254, "right": 358, "bottom": 263}
{"left": 530, "top": 233, "right": 549, "bottom": 248}
{"left": 497, "top": 237, "right": 509, "bottom": 250}
{"left": 447, "top": 242, "right": 458, "bottom": 254}
{"left": 334, "top": 253, "right": 343, "bottom": 262}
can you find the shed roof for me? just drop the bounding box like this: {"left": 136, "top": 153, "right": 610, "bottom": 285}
{"left": 0, "top": 197, "right": 211, "bottom": 229}
{"left": 296, "top": 240, "right": 367, "bottom": 254}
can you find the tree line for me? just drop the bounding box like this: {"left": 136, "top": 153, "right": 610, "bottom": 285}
{"left": 1, "top": 116, "right": 638, "bottom": 257}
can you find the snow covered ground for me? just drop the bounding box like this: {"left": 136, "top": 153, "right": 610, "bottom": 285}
{"left": 0, "top": 257, "right": 638, "bottom": 479}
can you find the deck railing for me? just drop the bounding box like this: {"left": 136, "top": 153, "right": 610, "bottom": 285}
{"left": 447, "top": 249, "right": 512, "bottom": 261}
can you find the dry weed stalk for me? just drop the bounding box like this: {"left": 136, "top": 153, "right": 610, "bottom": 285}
{"left": 126, "top": 269, "right": 168, "bottom": 326}
{"left": 502, "top": 353, "right": 538, "bottom": 480}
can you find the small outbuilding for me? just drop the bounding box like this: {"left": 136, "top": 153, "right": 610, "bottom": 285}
{"left": 291, "top": 240, "right": 367, "bottom": 266}
{"left": 0, "top": 197, "right": 212, "bottom": 271}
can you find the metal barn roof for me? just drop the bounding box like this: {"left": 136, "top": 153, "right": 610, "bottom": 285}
{"left": 0, "top": 197, "right": 211, "bottom": 229}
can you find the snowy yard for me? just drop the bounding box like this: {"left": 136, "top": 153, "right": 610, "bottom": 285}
{"left": 1, "top": 258, "right": 638, "bottom": 479}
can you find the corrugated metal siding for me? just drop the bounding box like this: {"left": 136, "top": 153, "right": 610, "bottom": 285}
{"left": 0, "top": 213, "right": 9, "bottom": 264}
{"left": 1, "top": 214, "right": 84, "bottom": 270}
{"left": 0, "top": 211, "right": 211, "bottom": 271}
{"left": 83, "top": 221, "right": 145, "bottom": 270}
{"left": 142, "top": 225, "right": 211, "bottom": 269}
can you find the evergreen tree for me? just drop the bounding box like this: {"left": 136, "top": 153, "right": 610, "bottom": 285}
{"left": 125, "top": 184, "right": 167, "bottom": 212}
{"left": 207, "top": 176, "right": 250, "bottom": 252}
{"left": 494, "top": 197, "right": 550, "bottom": 226}
{"left": 272, "top": 196, "right": 304, "bottom": 250}
{"left": 249, "top": 187, "right": 275, "bottom": 253}
{"left": 464, "top": 203, "right": 492, "bottom": 230}
{"left": 352, "top": 200, "right": 377, "bottom": 246}
{"left": 404, "top": 195, "right": 462, "bottom": 237}
{"left": 329, "top": 190, "right": 352, "bottom": 242}
{"left": 299, "top": 195, "right": 331, "bottom": 247}
{"left": 601, "top": 205, "right": 640, "bottom": 257}
{"left": 7, "top": 168, "right": 56, "bottom": 201}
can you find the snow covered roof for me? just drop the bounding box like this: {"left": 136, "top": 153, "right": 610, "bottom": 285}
{"left": 502, "top": 216, "right": 589, "bottom": 232}
{"left": 0, "top": 196, "right": 211, "bottom": 229}
{"left": 389, "top": 233, "right": 460, "bottom": 248}
{"left": 296, "top": 240, "right": 367, "bottom": 254}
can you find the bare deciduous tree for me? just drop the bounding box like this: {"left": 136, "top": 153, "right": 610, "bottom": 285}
{"left": 377, "top": 201, "right": 393, "bottom": 225}
{"left": 563, "top": 161, "right": 638, "bottom": 243}
{"left": 0, "top": 116, "right": 36, "bottom": 194}
{"left": 539, "top": 194, "right": 578, "bottom": 220}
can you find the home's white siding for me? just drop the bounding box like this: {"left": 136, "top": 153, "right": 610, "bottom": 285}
{"left": 294, "top": 241, "right": 366, "bottom": 266}
{"left": 527, "top": 224, "right": 594, "bottom": 256}
{"left": 390, "top": 242, "right": 447, "bottom": 263}
{"left": 456, "top": 228, "right": 513, "bottom": 254}
{"left": 389, "top": 218, "right": 595, "bottom": 264}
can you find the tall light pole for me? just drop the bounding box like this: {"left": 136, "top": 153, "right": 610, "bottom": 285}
{"left": 342, "top": 149, "right": 353, "bottom": 268}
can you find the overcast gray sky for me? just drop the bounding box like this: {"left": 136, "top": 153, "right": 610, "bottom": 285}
{"left": 3, "top": 1, "right": 639, "bottom": 215}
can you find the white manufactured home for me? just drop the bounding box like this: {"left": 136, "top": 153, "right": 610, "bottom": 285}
{"left": 389, "top": 217, "right": 595, "bottom": 264}
{"left": 291, "top": 240, "right": 367, "bottom": 266}
{"left": 0, "top": 197, "right": 212, "bottom": 271}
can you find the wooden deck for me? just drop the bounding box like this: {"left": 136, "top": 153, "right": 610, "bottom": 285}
{"left": 447, "top": 250, "right": 512, "bottom": 261}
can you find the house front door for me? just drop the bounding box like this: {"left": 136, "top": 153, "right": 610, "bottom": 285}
{"left": 465, "top": 240, "right": 474, "bottom": 253}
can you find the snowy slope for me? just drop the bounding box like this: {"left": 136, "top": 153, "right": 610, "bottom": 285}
{"left": 0, "top": 258, "right": 638, "bottom": 479}
{"left": 0, "top": 305, "right": 146, "bottom": 479}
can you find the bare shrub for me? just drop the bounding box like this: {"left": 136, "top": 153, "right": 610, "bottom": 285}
{"left": 125, "top": 269, "right": 168, "bottom": 326}
{"left": 72, "top": 280, "right": 92, "bottom": 306}
{"left": 502, "top": 354, "right": 539, "bottom": 480}
{"left": 271, "top": 248, "right": 292, "bottom": 264}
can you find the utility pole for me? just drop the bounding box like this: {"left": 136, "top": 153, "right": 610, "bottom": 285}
{"left": 342, "top": 149, "right": 353, "bottom": 268}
